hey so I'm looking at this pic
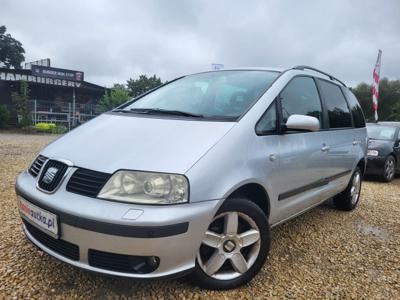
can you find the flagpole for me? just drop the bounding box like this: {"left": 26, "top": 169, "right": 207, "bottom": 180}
{"left": 372, "top": 50, "right": 382, "bottom": 122}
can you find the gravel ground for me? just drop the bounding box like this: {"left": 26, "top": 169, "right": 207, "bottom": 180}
{"left": 0, "top": 132, "right": 399, "bottom": 299}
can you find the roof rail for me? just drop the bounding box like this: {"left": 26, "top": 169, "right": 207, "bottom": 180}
{"left": 292, "top": 65, "right": 347, "bottom": 87}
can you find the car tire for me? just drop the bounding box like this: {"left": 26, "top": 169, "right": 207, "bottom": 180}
{"left": 333, "top": 167, "right": 362, "bottom": 211}
{"left": 381, "top": 155, "right": 396, "bottom": 182}
{"left": 190, "top": 198, "right": 271, "bottom": 290}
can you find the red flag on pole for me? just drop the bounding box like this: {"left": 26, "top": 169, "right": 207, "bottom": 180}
{"left": 372, "top": 50, "right": 382, "bottom": 121}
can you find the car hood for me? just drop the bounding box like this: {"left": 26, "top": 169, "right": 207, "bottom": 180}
{"left": 368, "top": 139, "right": 393, "bottom": 150}
{"left": 41, "top": 113, "right": 235, "bottom": 174}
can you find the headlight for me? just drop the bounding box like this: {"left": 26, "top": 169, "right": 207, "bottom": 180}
{"left": 367, "top": 150, "right": 379, "bottom": 156}
{"left": 98, "top": 170, "right": 189, "bottom": 204}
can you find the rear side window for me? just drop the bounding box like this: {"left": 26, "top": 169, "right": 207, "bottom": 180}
{"left": 319, "top": 80, "right": 352, "bottom": 129}
{"left": 343, "top": 88, "right": 366, "bottom": 128}
{"left": 280, "top": 77, "right": 323, "bottom": 124}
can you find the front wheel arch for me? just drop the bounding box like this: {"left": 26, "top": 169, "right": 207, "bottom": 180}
{"left": 388, "top": 153, "right": 397, "bottom": 167}
{"left": 225, "top": 183, "right": 270, "bottom": 219}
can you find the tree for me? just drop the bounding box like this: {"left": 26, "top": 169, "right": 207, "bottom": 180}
{"left": 11, "top": 80, "right": 31, "bottom": 127}
{"left": 387, "top": 100, "right": 400, "bottom": 121}
{"left": 0, "top": 104, "right": 10, "bottom": 128}
{"left": 352, "top": 78, "right": 400, "bottom": 122}
{"left": 99, "top": 84, "right": 131, "bottom": 110}
{"left": 0, "top": 25, "right": 25, "bottom": 69}
{"left": 126, "top": 75, "right": 163, "bottom": 97}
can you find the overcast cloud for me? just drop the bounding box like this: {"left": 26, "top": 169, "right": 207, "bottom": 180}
{"left": 1, "top": 0, "right": 399, "bottom": 87}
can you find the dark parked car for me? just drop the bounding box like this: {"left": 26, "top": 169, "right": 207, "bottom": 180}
{"left": 366, "top": 122, "right": 400, "bottom": 182}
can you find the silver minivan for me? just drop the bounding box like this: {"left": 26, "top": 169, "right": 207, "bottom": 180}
{"left": 16, "top": 66, "right": 367, "bottom": 290}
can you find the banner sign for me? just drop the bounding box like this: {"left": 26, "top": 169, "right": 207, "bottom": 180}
{"left": 32, "top": 65, "right": 84, "bottom": 82}
{"left": 0, "top": 71, "right": 82, "bottom": 88}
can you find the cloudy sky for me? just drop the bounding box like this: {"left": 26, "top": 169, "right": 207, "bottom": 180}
{"left": 1, "top": 0, "right": 399, "bottom": 87}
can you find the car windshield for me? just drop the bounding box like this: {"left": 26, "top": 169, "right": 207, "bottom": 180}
{"left": 367, "top": 125, "right": 397, "bottom": 140}
{"left": 121, "top": 70, "right": 280, "bottom": 120}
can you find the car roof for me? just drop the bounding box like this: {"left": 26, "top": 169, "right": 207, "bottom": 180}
{"left": 197, "top": 66, "right": 346, "bottom": 87}
{"left": 367, "top": 122, "right": 400, "bottom": 127}
{"left": 218, "top": 67, "right": 286, "bottom": 72}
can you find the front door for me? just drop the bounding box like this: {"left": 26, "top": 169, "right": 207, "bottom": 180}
{"left": 274, "top": 76, "right": 332, "bottom": 222}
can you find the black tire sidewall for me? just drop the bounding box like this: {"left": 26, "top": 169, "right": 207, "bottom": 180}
{"left": 190, "top": 198, "right": 271, "bottom": 290}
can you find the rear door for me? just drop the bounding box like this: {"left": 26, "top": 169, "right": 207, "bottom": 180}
{"left": 317, "top": 79, "right": 357, "bottom": 195}
{"left": 342, "top": 87, "right": 368, "bottom": 167}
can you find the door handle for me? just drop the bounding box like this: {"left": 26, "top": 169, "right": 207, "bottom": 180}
{"left": 269, "top": 154, "right": 277, "bottom": 161}
{"left": 321, "top": 145, "right": 330, "bottom": 152}
{"left": 352, "top": 140, "right": 360, "bottom": 145}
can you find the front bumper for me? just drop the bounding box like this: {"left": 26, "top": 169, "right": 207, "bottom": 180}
{"left": 16, "top": 170, "right": 221, "bottom": 278}
{"left": 365, "top": 156, "right": 386, "bottom": 175}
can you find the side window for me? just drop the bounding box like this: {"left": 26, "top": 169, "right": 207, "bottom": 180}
{"left": 280, "top": 76, "right": 323, "bottom": 124}
{"left": 319, "top": 80, "right": 352, "bottom": 128}
{"left": 256, "top": 102, "right": 277, "bottom": 134}
{"left": 343, "top": 88, "right": 366, "bottom": 128}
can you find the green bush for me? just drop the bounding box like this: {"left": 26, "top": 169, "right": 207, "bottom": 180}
{"left": 35, "top": 122, "right": 56, "bottom": 132}
{"left": 34, "top": 123, "right": 66, "bottom": 134}
{"left": 51, "top": 126, "right": 67, "bottom": 134}
{"left": 0, "top": 105, "right": 10, "bottom": 128}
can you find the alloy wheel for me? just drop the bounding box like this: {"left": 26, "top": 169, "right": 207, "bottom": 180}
{"left": 385, "top": 158, "right": 395, "bottom": 181}
{"left": 197, "top": 211, "right": 261, "bottom": 280}
{"left": 350, "top": 171, "right": 361, "bottom": 205}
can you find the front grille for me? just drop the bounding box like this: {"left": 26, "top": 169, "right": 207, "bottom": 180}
{"left": 29, "top": 155, "right": 48, "bottom": 177}
{"left": 88, "top": 249, "right": 159, "bottom": 274}
{"left": 38, "top": 160, "right": 69, "bottom": 192}
{"left": 24, "top": 220, "right": 80, "bottom": 261}
{"left": 66, "top": 168, "right": 111, "bottom": 197}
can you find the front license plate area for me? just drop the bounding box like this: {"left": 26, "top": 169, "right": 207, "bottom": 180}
{"left": 18, "top": 196, "right": 59, "bottom": 239}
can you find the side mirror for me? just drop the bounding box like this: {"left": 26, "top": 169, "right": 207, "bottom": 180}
{"left": 285, "top": 114, "right": 320, "bottom": 132}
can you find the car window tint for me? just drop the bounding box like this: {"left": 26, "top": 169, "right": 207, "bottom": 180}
{"left": 256, "top": 102, "right": 277, "bottom": 134}
{"left": 280, "top": 77, "right": 323, "bottom": 124}
{"left": 343, "top": 88, "right": 366, "bottom": 128}
{"left": 319, "top": 80, "right": 352, "bottom": 128}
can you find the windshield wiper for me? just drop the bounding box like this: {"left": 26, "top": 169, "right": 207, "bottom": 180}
{"left": 124, "top": 108, "right": 204, "bottom": 118}
{"left": 112, "top": 109, "right": 135, "bottom": 113}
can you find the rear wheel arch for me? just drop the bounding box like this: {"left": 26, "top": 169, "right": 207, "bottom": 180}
{"left": 357, "top": 158, "right": 366, "bottom": 176}
{"left": 225, "top": 183, "right": 270, "bottom": 218}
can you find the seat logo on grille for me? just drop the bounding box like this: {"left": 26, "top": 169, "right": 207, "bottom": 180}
{"left": 42, "top": 167, "right": 59, "bottom": 184}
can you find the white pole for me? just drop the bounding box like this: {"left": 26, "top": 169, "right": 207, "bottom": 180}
{"left": 68, "top": 103, "right": 71, "bottom": 131}
{"left": 34, "top": 100, "right": 37, "bottom": 125}
{"left": 72, "top": 88, "right": 76, "bottom": 127}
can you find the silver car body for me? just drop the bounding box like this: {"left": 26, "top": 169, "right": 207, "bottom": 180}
{"left": 16, "top": 67, "right": 367, "bottom": 278}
